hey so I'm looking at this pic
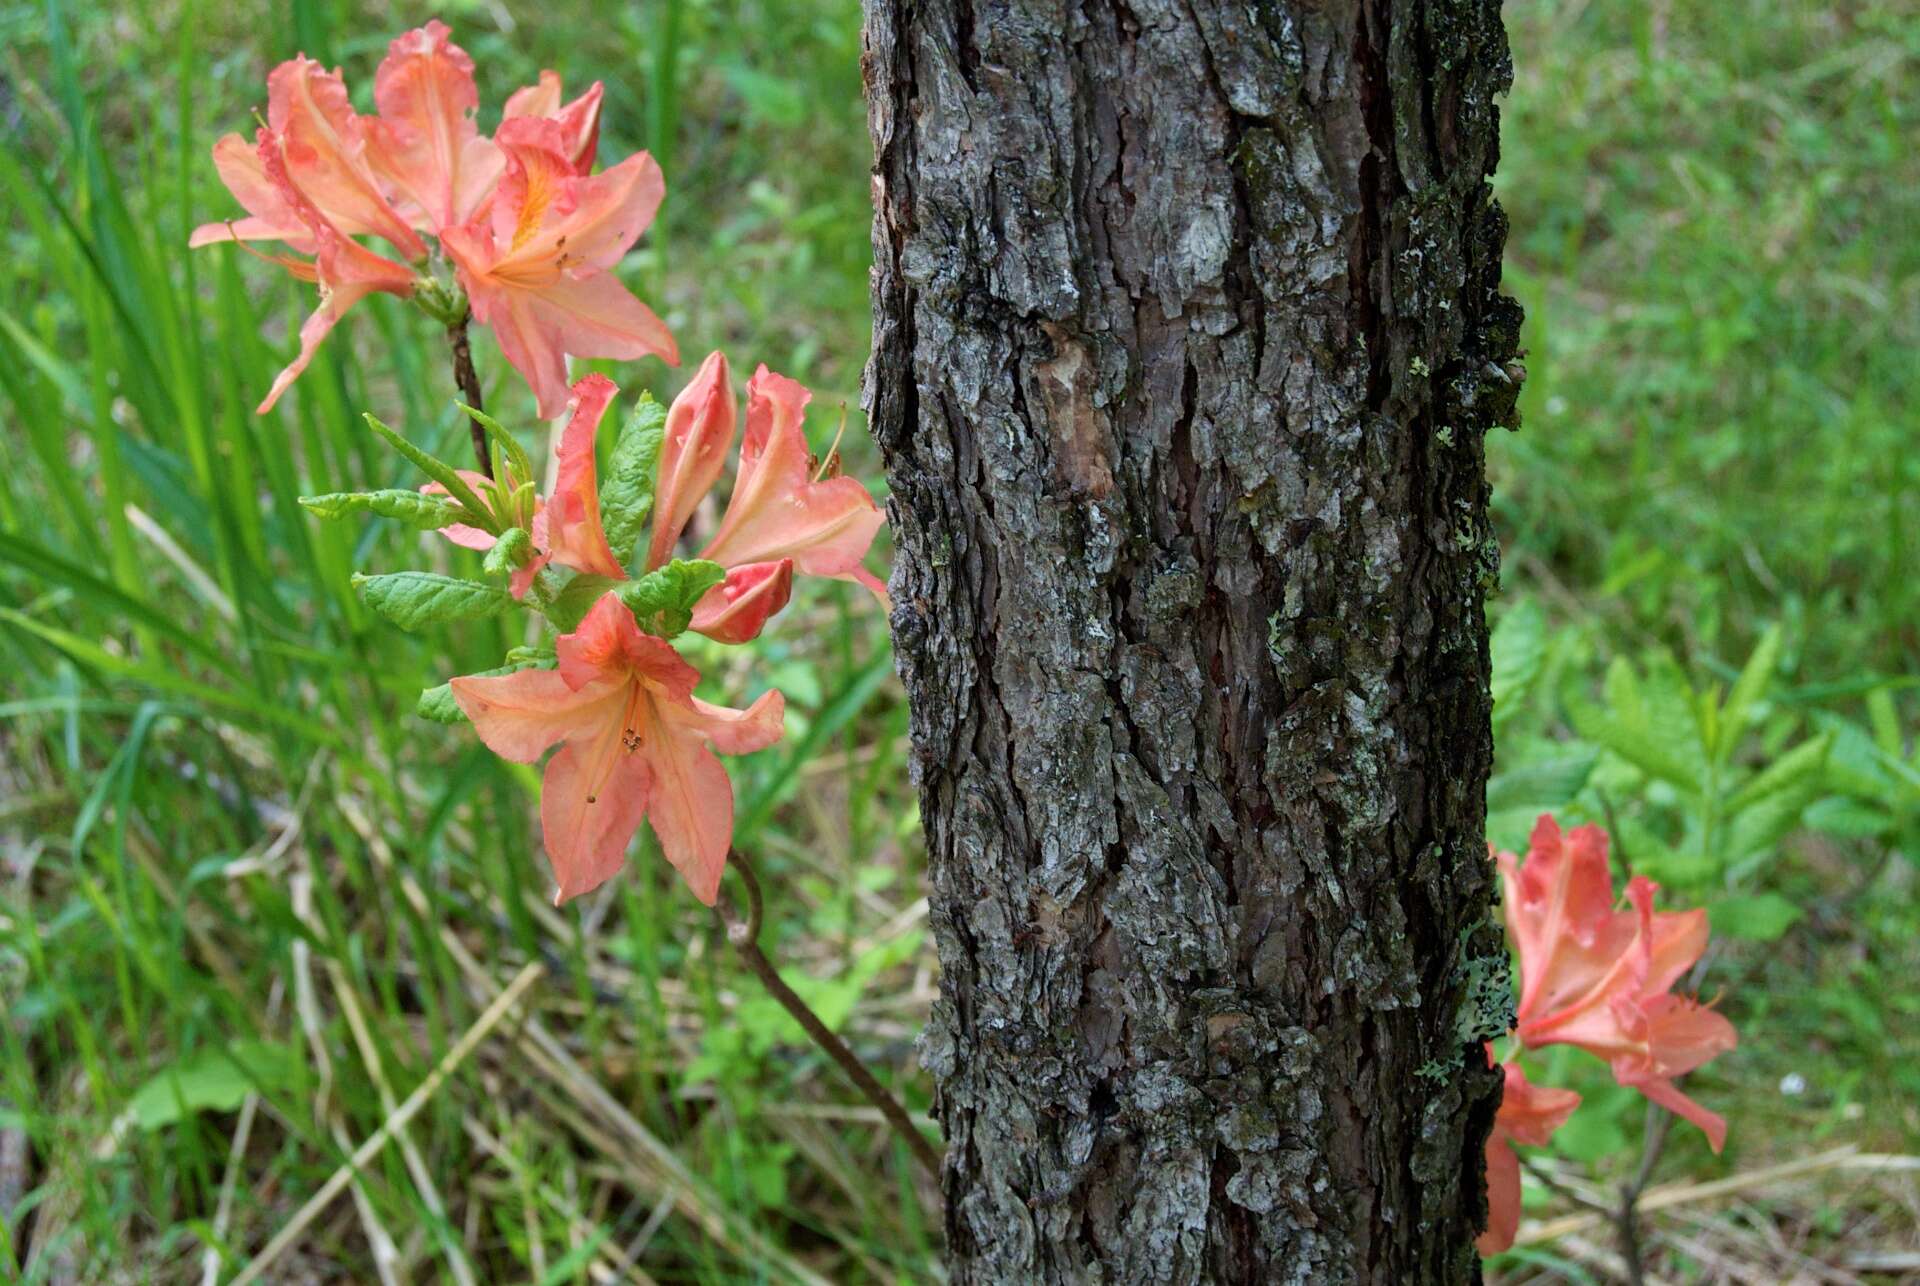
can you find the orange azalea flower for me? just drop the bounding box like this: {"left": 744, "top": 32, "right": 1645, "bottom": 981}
{"left": 192, "top": 23, "right": 671, "bottom": 416}
{"left": 451, "top": 594, "right": 784, "bottom": 904}
{"left": 1478, "top": 1054, "right": 1581, "bottom": 1255}
{"left": 648, "top": 355, "right": 887, "bottom": 642}
{"left": 1498, "top": 815, "right": 1738, "bottom": 1149}
{"left": 441, "top": 117, "right": 678, "bottom": 418}
{"left": 363, "top": 22, "right": 504, "bottom": 236}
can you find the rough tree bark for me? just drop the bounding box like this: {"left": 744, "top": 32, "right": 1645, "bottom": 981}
{"left": 863, "top": 0, "right": 1524, "bottom": 1280}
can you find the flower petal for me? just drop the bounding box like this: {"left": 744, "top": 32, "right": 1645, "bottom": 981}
{"left": 267, "top": 56, "right": 425, "bottom": 259}
{"left": 1503, "top": 814, "right": 1624, "bottom": 1025}
{"left": 540, "top": 739, "right": 651, "bottom": 904}
{"left": 190, "top": 133, "right": 317, "bottom": 251}
{"left": 450, "top": 666, "right": 619, "bottom": 763}
{"left": 451, "top": 255, "right": 678, "bottom": 418}
{"left": 648, "top": 351, "right": 736, "bottom": 570}
{"left": 1628, "top": 1074, "right": 1729, "bottom": 1153}
{"left": 502, "top": 71, "right": 603, "bottom": 174}
{"left": 254, "top": 135, "right": 415, "bottom": 413}
{"left": 488, "top": 135, "right": 665, "bottom": 278}
{"left": 639, "top": 718, "right": 736, "bottom": 906}
{"left": 544, "top": 374, "right": 628, "bottom": 580}
{"left": 661, "top": 686, "right": 787, "bottom": 756}
{"left": 1495, "top": 1061, "right": 1581, "bottom": 1149}
{"left": 1477, "top": 1135, "right": 1521, "bottom": 1256}
{"left": 689, "top": 560, "right": 793, "bottom": 644}
{"left": 366, "top": 20, "right": 500, "bottom": 232}
{"left": 556, "top": 594, "right": 700, "bottom": 700}
{"left": 699, "top": 365, "right": 885, "bottom": 581}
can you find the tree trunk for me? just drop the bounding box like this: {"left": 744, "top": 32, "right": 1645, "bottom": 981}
{"left": 863, "top": 0, "right": 1523, "bottom": 1279}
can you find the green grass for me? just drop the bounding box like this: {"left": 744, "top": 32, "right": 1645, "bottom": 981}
{"left": 1, "top": 0, "right": 1916, "bottom": 1280}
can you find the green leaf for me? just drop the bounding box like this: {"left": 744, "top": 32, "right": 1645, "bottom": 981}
{"left": 543, "top": 572, "right": 627, "bottom": 632}
{"left": 1716, "top": 623, "right": 1782, "bottom": 763}
{"left": 363, "top": 412, "right": 495, "bottom": 532}
{"left": 1490, "top": 598, "right": 1547, "bottom": 723}
{"left": 353, "top": 572, "right": 517, "bottom": 632}
{"left": 455, "top": 401, "right": 537, "bottom": 486}
{"left": 298, "top": 489, "right": 469, "bottom": 530}
{"left": 614, "top": 558, "right": 726, "bottom": 638}
{"left": 1572, "top": 654, "right": 1709, "bottom": 795}
{"left": 1803, "top": 795, "right": 1894, "bottom": 839}
{"left": 483, "top": 527, "right": 532, "bottom": 577}
{"left": 1486, "top": 744, "right": 1599, "bottom": 815}
{"left": 1709, "top": 892, "right": 1803, "bottom": 943}
{"left": 599, "top": 392, "right": 667, "bottom": 569}
{"left": 125, "top": 1041, "right": 295, "bottom": 1131}
{"left": 1866, "top": 687, "right": 1906, "bottom": 762}
{"left": 1724, "top": 732, "right": 1831, "bottom": 816}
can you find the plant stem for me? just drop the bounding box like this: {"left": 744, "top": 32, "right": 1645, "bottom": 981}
{"left": 714, "top": 849, "right": 941, "bottom": 1178}
{"left": 447, "top": 316, "right": 491, "bottom": 478}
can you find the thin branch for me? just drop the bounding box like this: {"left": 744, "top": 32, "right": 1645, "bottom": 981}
{"left": 715, "top": 849, "right": 941, "bottom": 1178}
{"left": 447, "top": 316, "right": 492, "bottom": 478}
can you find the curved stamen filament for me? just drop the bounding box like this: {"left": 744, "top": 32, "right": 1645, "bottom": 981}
{"left": 583, "top": 681, "right": 648, "bottom": 804}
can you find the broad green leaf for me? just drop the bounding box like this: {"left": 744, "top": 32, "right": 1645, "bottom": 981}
{"left": 363, "top": 412, "right": 495, "bottom": 531}
{"left": 1866, "top": 688, "right": 1906, "bottom": 762}
{"left": 483, "top": 527, "right": 532, "bottom": 577}
{"left": 1490, "top": 598, "right": 1547, "bottom": 725}
{"left": 1708, "top": 892, "right": 1803, "bottom": 943}
{"left": 543, "top": 572, "right": 626, "bottom": 632}
{"left": 1724, "top": 733, "right": 1831, "bottom": 816}
{"left": 1716, "top": 623, "right": 1781, "bottom": 763}
{"left": 1803, "top": 795, "right": 1894, "bottom": 839}
{"left": 1573, "top": 706, "right": 1704, "bottom": 796}
{"left": 298, "top": 489, "right": 468, "bottom": 530}
{"left": 599, "top": 392, "right": 667, "bottom": 569}
{"left": 125, "top": 1040, "right": 295, "bottom": 1131}
{"left": 614, "top": 558, "right": 726, "bottom": 638}
{"left": 353, "top": 572, "right": 517, "bottom": 632}
{"left": 1486, "top": 744, "right": 1599, "bottom": 815}
{"left": 1817, "top": 716, "right": 1899, "bottom": 801}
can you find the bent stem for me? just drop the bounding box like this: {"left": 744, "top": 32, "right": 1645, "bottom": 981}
{"left": 447, "top": 316, "right": 492, "bottom": 478}
{"left": 715, "top": 849, "right": 941, "bottom": 1178}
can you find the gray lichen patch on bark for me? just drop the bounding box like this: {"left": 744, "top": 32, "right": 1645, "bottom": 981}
{"left": 865, "top": 0, "right": 1522, "bottom": 1280}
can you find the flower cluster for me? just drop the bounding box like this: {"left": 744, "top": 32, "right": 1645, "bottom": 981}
{"left": 192, "top": 22, "right": 675, "bottom": 415}
{"left": 229, "top": 26, "right": 889, "bottom": 910}
{"left": 1480, "top": 815, "right": 1739, "bottom": 1253}
{"left": 438, "top": 362, "right": 884, "bottom": 905}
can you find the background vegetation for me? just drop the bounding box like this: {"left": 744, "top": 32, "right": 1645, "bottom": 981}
{"left": 1, "top": 0, "right": 1914, "bottom": 1279}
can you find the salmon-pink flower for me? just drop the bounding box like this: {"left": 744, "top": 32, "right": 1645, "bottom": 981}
{"left": 1478, "top": 1053, "right": 1581, "bottom": 1255}
{"left": 1499, "top": 815, "right": 1738, "bottom": 1150}
{"left": 502, "top": 71, "right": 604, "bottom": 175}
{"left": 452, "top": 594, "right": 784, "bottom": 904}
{"left": 191, "top": 56, "right": 427, "bottom": 261}
{"left": 646, "top": 355, "right": 886, "bottom": 641}
{"left": 363, "top": 21, "right": 502, "bottom": 235}
{"left": 250, "top": 137, "right": 417, "bottom": 414}
{"left": 441, "top": 118, "right": 677, "bottom": 418}
{"left": 193, "top": 25, "right": 672, "bottom": 417}
{"left": 648, "top": 351, "right": 738, "bottom": 574}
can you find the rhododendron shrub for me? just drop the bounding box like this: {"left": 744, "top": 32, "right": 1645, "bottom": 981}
{"left": 1479, "top": 815, "right": 1739, "bottom": 1254}
{"left": 300, "top": 361, "right": 882, "bottom": 906}
{"left": 192, "top": 21, "right": 676, "bottom": 416}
